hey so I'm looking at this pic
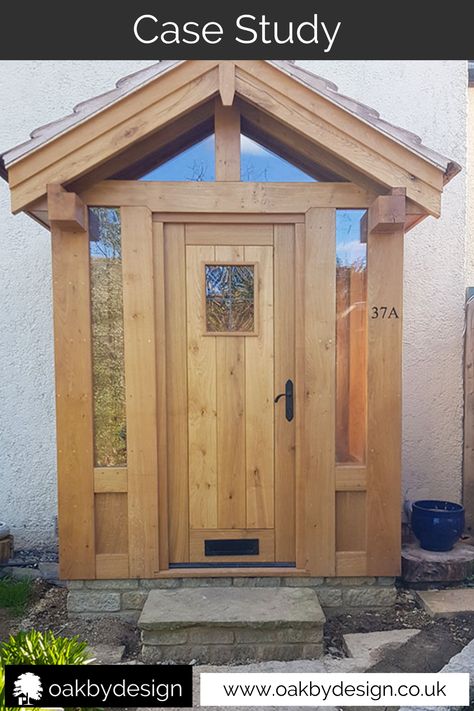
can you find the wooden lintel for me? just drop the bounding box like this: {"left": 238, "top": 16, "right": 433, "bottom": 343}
{"left": 219, "top": 62, "right": 235, "bottom": 106}
{"left": 47, "top": 184, "right": 86, "bottom": 231}
{"left": 368, "top": 191, "right": 406, "bottom": 234}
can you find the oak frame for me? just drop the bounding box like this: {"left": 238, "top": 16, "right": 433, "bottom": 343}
{"left": 53, "top": 176, "right": 402, "bottom": 580}
{"left": 35, "top": 61, "right": 436, "bottom": 582}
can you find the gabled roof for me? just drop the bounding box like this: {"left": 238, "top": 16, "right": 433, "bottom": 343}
{"left": 1, "top": 60, "right": 460, "bottom": 218}
{"left": 2, "top": 59, "right": 458, "bottom": 176}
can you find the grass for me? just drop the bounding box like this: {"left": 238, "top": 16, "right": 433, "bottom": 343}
{"left": 0, "top": 576, "right": 33, "bottom": 616}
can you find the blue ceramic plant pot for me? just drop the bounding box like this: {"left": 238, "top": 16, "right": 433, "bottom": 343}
{"left": 411, "top": 500, "right": 464, "bottom": 552}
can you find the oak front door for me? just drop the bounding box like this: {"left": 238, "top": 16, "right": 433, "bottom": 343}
{"left": 162, "top": 221, "right": 300, "bottom": 567}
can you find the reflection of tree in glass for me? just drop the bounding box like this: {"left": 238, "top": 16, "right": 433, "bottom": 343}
{"left": 89, "top": 208, "right": 127, "bottom": 467}
{"left": 186, "top": 160, "right": 208, "bottom": 181}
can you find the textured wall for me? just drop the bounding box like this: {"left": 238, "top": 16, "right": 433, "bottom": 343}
{"left": 0, "top": 60, "right": 467, "bottom": 550}
{"left": 468, "top": 88, "right": 474, "bottom": 285}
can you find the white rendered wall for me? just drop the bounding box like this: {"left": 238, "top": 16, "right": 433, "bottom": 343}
{"left": 0, "top": 60, "right": 467, "bottom": 550}
{"left": 468, "top": 88, "right": 474, "bottom": 285}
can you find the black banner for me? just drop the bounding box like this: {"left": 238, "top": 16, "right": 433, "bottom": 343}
{"left": 0, "top": 2, "right": 473, "bottom": 59}
{"left": 4, "top": 664, "right": 193, "bottom": 708}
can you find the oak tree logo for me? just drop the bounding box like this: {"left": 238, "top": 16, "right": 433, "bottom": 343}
{"left": 13, "top": 672, "right": 43, "bottom": 706}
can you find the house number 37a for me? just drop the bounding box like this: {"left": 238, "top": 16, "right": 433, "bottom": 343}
{"left": 371, "top": 306, "right": 399, "bottom": 319}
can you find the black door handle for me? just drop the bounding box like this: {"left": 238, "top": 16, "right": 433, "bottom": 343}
{"left": 274, "top": 379, "right": 294, "bottom": 421}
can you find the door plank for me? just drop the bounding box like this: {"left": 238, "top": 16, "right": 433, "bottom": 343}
{"left": 153, "top": 222, "right": 169, "bottom": 570}
{"left": 121, "top": 206, "right": 159, "bottom": 578}
{"left": 186, "top": 244, "right": 218, "bottom": 529}
{"left": 274, "top": 225, "right": 296, "bottom": 561}
{"left": 303, "top": 208, "right": 336, "bottom": 575}
{"left": 215, "top": 246, "right": 246, "bottom": 529}
{"left": 245, "top": 245, "right": 274, "bottom": 529}
{"left": 186, "top": 223, "right": 273, "bottom": 245}
{"left": 164, "top": 224, "right": 189, "bottom": 562}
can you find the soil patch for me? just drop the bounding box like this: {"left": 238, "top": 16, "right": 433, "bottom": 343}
{"left": 0, "top": 581, "right": 140, "bottom": 659}
{"left": 325, "top": 589, "right": 474, "bottom": 672}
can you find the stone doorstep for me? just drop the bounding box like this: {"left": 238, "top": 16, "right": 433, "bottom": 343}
{"left": 139, "top": 587, "right": 326, "bottom": 629}
{"left": 138, "top": 587, "right": 325, "bottom": 664}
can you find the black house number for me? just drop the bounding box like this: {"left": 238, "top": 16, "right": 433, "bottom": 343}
{"left": 371, "top": 306, "right": 399, "bottom": 319}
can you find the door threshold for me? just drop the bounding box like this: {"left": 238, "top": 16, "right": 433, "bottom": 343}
{"left": 169, "top": 562, "right": 296, "bottom": 569}
{"left": 153, "top": 566, "right": 309, "bottom": 578}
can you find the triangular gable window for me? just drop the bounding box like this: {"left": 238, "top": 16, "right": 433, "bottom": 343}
{"left": 138, "top": 134, "right": 316, "bottom": 182}
{"left": 240, "top": 136, "right": 314, "bottom": 182}
{"left": 140, "top": 135, "right": 216, "bottom": 181}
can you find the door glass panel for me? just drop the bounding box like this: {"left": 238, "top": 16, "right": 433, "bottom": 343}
{"left": 205, "top": 264, "right": 255, "bottom": 333}
{"left": 336, "top": 210, "right": 367, "bottom": 464}
{"left": 89, "top": 207, "right": 127, "bottom": 467}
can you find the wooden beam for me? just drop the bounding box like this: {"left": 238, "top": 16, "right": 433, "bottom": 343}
{"left": 121, "top": 206, "right": 160, "bottom": 577}
{"left": 52, "top": 221, "right": 95, "bottom": 579}
{"left": 215, "top": 100, "right": 240, "bottom": 181}
{"left": 80, "top": 181, "right": 378, "bottom": 212}
{"left": 219, "top": 61, "right": 235, "bottom": 106}
{"left": 366, "top": 221, "right": 403, "bottom": 576}
{"left": 47, "top": 184, "right": 86, "bottom": 231}
{"left": 368, "top": 191, "right": 406, "bottom": 234}
{"left": 300, "top": 208, "right": 336, "bottom": 575}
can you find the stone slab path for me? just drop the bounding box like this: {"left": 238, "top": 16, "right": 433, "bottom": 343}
{"left": 343, "top": 628, "right": 420, "bottom": 666}
{"left": 416, "top": 588, "right": 474, "bottom": 617}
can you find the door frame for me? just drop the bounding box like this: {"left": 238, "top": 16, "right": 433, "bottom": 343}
{"left": 151, "top": 204, "right": 335, "bottom": 578}
{"left": 55, "top": 179, "right": 402, "bottom": 580}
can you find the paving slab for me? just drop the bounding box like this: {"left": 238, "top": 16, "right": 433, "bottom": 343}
{"left": 344, "top": 629, "right": 421, "bottom": 667}
{"left": 416, "top": 588, "right": 474, "bottom": 617}
{"left": 90, "top": 644, "right": 126, "bottom": 664}
{"left": 139, "top": 587, "right": 325, "bottom": 629}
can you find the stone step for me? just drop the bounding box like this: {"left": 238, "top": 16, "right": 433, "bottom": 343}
{"left": 138, "top": 586, "right": 325, "bottom": 664}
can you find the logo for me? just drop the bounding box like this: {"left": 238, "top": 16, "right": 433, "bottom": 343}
{"left": 13, "top": 672, "right": 43, "bottom": 706}
{"left": 5, "top": 665, "right": 193, "bottom": 707}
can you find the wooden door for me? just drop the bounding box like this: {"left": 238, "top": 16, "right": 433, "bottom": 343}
{"left": 163, "top": 222, "right": 298, "bottom": 566}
